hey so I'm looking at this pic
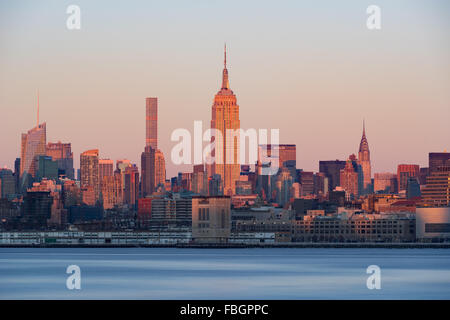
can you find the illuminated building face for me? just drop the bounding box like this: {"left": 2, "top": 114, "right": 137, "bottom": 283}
{"left": 210, "top": 45, "right": 241, "bottom": 196}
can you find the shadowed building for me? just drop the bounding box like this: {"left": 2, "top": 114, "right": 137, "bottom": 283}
{"left": 22, "top": 190, "right": 52, "bottom": 228}
{"left": 429, "top": 152, "right": 450, "bottom": 174}
{"left": 141, "top": 146, "right": 155, "bottom": 197}
{"left": 46, "top": 142, "right": 74, "bottom": 179}
{"left": 0, "top": 169, "right": 15, "bottom": 199}
{"left": 36, "top": 155, "right": 58, "bottom": 181}
{"left": 319, "top": 160, "right": 346, "bottom": 192}
{"left": 124, "top": 164, "right": 139, "bottom": 209}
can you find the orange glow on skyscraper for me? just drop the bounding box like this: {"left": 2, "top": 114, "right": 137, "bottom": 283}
{"left": 211, "top": 44, "right": 241, "bottom": 196}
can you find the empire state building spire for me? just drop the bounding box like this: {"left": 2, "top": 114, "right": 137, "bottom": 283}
{"left": 221, "top": 43, "right": 230, "bottom": 90}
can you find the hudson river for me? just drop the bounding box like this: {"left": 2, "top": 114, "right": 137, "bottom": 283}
{"left": 1, "top": 248, "right": 449, "bottom": 299}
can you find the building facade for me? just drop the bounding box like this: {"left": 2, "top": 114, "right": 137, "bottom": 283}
{"left": 80, "top": 149, "right": 100, "bottom": 204}
{"left": 319, "top": 160, "right": 346, "bottom": 192}
{"left": 46, "top": 142, "right": 74, "bottom": 179}
{"left": 192, "top": 196, "right": 231, "bottom": 243}
{"left": 20, "top": 123, "right": 47, "bottom": 178}
{"left": 397, "top": 164, "right": 420, "bottom": 191}
{"left": 146, "top": 97, "right": 158, "bottom": 149}
{"left": 211, "top": 46, "right": 240, "bottom": 196}
{"left": 358, "top": 121, "right": 371, "bottom": 193}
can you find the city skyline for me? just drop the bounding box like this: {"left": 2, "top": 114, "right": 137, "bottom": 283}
{"left": 1, "top": 0, "right": 450, "bottom": 177}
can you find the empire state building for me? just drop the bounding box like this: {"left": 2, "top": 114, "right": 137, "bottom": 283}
{"left": 210, "top": 45, "right": 241, "bottom": 196}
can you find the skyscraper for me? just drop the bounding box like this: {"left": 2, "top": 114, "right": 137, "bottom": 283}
{"left": 20, "top": 123, "right": 47, "bottom": 178}
{"left": 46, "top": 142, "right": 74, "bottom": 179}
{"left": 21, "top": 93, "right": 46, "bottom": 179}
{"left": 0, "top": 169, "right": 15, "bottom": 199}
{"left": 319, "top": 160, "right": 346, "bottom": 192}
{"left": 101, "top": 171, "right": 123, "bottom": 209}
{"left": 99, "top": 159, "right": 114, "bottom": 183}
{"left": 340, "top": 155, "right": 359, "bottom": 199}
{"left": 374, "top": 172, "right": 397, "bottom": 193}
{"left": 421, "top": 165, "right": 450, "bottom": 207}
{"left": 429, "top": 152, "right": 450, "bottom": 174}
{"left": 154, "top": 149, "right": 166, "bottom": 189}
{"left": 14, "top": 158, "right": 20, "bottom": 193}
{"left": 124, "top": 164, "right": 139, "bottom": 208}
{"left": 80, "top": 149, "right": 99, "bottom": 204}
{"left": 146, "top": 97, "right": 158, "bottom": 149}
{"left": 397, "top": 164, "right": 420, "bottom": 191}
{"left": 141, "top": 146, "right": 155, "bottom": 197}
{"left": 258, "top": 144, "right": 296, "bottom": 171}
{"left": 36, "top": 155, "right": 58, "bottom": 181}
{"left": 211, "top": 45, "right": 240, "bottom": 196}
{"left": 142, "top": 97, "right": 166, "bottom": 197}
{"left": 358, "top": 121, "right": 371, "bottom": 193}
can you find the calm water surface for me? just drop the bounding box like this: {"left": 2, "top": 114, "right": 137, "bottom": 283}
{"left": 0, "top": 248, "right": 449, "bottom": 299}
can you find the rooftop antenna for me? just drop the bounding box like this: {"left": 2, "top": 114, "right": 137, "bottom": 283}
{"left": 224, "top": 43, "right": 227, "bottom": 68}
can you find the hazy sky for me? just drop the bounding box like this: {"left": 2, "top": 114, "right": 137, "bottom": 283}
{"left": 1, "top": 0, "right": 449, "bottom": 178}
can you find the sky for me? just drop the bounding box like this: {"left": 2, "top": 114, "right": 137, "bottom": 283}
{"left": 1, "top": 0, "right": 449, "bottom": 178}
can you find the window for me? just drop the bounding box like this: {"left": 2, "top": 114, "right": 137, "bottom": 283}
{"left": 221, "top": 209, "right": 225, "bottom": 229}
{"left": 425, "top": 223, "right": 450, "bottom": 233}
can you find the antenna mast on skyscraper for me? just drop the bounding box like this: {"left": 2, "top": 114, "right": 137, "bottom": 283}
{"left": 224, "top": 43, "right": 227, "bottom": 68}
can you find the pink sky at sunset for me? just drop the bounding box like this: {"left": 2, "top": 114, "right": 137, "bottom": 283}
{"left": 1, "top": 0, "right": 449, "bottom": 178}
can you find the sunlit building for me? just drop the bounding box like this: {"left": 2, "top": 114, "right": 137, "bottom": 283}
{"left": 357, "top": 121, "right": 372, "bottom": 193}
{"left": 421, "top": 165, "right": 450, "bottom": 207}
{"left": 20, "top": 122, "right": 46, "bottom": 178}
{"left": 124, "top": 164, "right": 139, "bottom": 209}
{"left": 211, "top": 45, "right": 240, "bottom": 196}
{"left": 340, "top": 155, "right": 359, "bottom": 199}
{"left": 192, "top": 164, "right": 208, "bottom": 195}
{"left": 146, "top": 97, "right": 158, "bottom": 149}
{"left": 99, "top": 159, "right": 114, "bottom": 184}
{"left": 101, "top": 171, "right": 123, "bottom": 210}
{"left": 80, "top": 149, "right": 99, "bottom": 204}
{"left": 374, "top": 172, "right": 397, "bottom": 193}
{"left": 397, "top": 164, "right": 420, "bottom": 191}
